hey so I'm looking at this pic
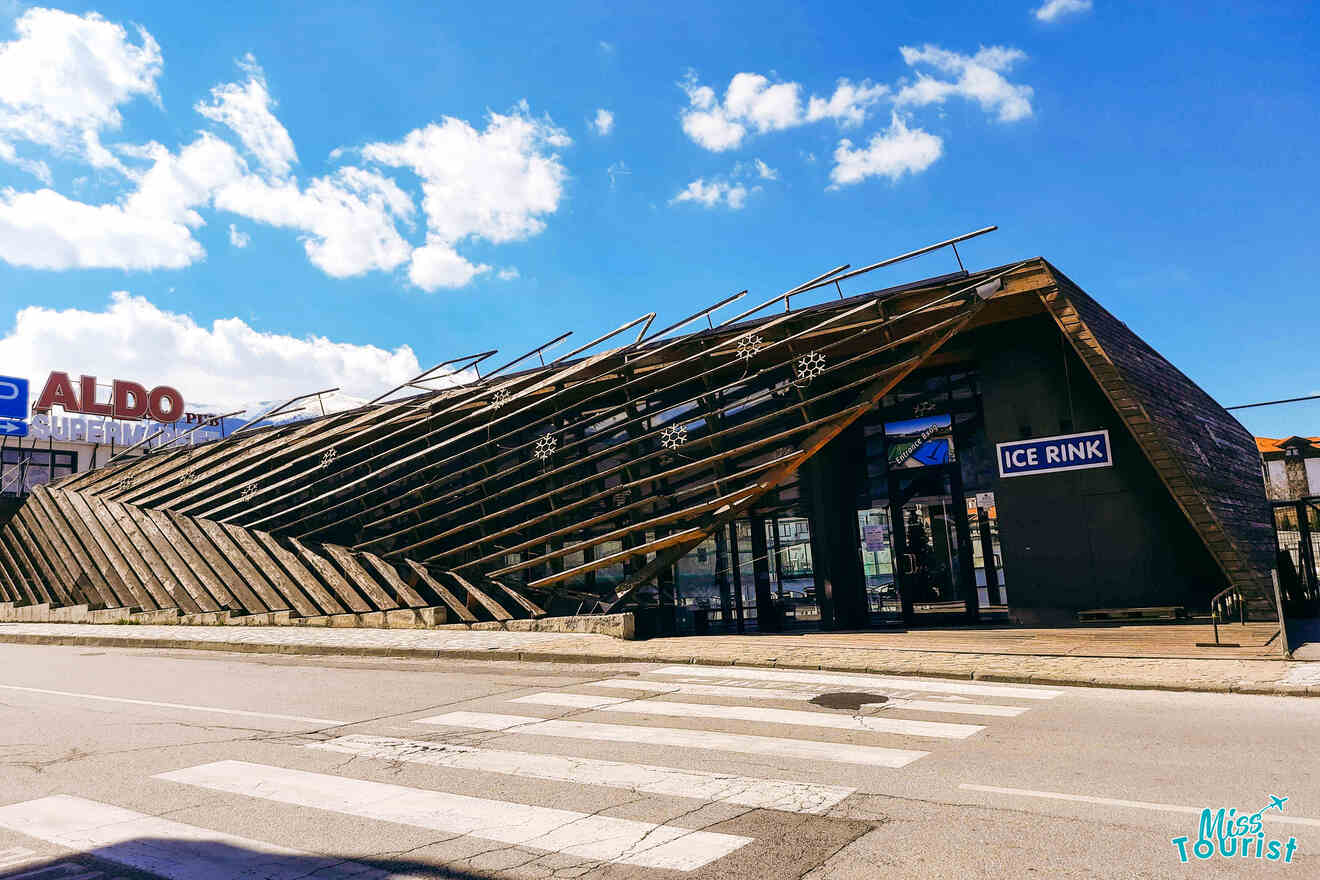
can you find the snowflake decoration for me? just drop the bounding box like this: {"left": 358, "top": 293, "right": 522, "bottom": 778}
{"left": 489, "top": 388, "right": 512, "bottom": 410}
{"left": 735, "top": 334, "right": 763, "bottom": 360}
{"left": 533, "top": 433, "right": 557, "bottom": 462}
{"left": 913, "top": 400, "right": 937, "bottom": 417}
{"left": 240, "top": 482, "right": 258, "bottom": 502}
{"left": 660, "top": 424, "right": 688, "bottom": 450}
{"left": 318, "top": 448, "right": 338, "bottom": 469}
{"left": 796, "top": 351, "right": 826, "bottom": 383}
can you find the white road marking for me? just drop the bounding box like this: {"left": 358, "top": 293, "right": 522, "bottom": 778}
{"left": 655, "top": 665, "right": 1063, "bottom": 700}
{"left": 309, "top": 733, "right": 855, "bottom": 814}
{"left": 514, "top": 692, "right": 626, "bottom": 709}
{"left": 416, "top": 711, "right": 929, "bottom": 767}
{"left": 0, "top": 846, "right": 38, "bottom": 868}
{"left": 0, "top": 795, "right": 402, "bottom": 879}
{"left": 667, "top": 675, "right": 976, "bottom": 703}
{"left": 959, "top": 785, "right": 1320, "bottom": 829}
{"left": 587, "top": 678, "right": 1028, "bottom": 717}
{"left": 0, "top": 684, "right": 345, "bottom": 727}
{"left": 157, "top": 760, "right": 752, "bottom": 871}
{"left": 512, "top": 693, "right": 985, "bottom": 739}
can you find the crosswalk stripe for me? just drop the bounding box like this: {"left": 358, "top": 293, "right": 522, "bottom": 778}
{"left": 584, "top": 678, "right": 1030, "bottom": 717}
{"left": 0, "top": 795, "right": 400, "bottom": 879}
{"left": 309, "top": 734, "right": 855, "bottom": 815}
{"left": 511, "top": 693, "right": 985, "bottom": 739}
{"left": 156, "top": 760, "right": 752, "bottom": 871}
{"left": 415, "top": 711, "right": 930, "bottom": 767}
{"left": 654, "top": 665, "right": 1064, "bottom": 700}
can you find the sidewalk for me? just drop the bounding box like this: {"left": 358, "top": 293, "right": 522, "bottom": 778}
{"left": 2, "top": 621, "right": 1318, "bottom": 696}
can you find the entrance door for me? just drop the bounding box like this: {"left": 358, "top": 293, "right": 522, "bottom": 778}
{"left": 888, "top": 466, "right": 978, "bottom": 623}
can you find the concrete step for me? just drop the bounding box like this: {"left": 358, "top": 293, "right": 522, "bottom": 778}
{"left": 85, "top": 607, "right": 139, "bottom": 624}
{"left": 48, "top": 604, "right": 90, "bottom": 623}
{"left": 0, "top": 605, "right": 456, "bottom": 630}
{"left": 291, "top": 607, "right": 447, "bottom": 628}
{"left": 0, "top": 603, "right": 50, "bottom": 622}
{"left": 225, "top": 610, "right": 293, "bottom": 626}
{"left": 179, "top": 611, "right": 232, "bottom": 626}
{"left": 126, "top": 608, "right": 180, "bottom": 625}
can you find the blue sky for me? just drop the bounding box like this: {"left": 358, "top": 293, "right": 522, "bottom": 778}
{"left": 0, "top": 1, "right": 1315, "bottom": 435}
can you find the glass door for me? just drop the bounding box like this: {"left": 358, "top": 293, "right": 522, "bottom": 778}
{"left": 888, "top": 467, "right": 975, "bottom": 622}
{"left": 859, "top": 507, "right": 901, "bottom": 622}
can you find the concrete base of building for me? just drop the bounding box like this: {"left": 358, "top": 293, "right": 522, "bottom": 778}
{"left": 0, "top": 602, "right": 636, "bottom": 639}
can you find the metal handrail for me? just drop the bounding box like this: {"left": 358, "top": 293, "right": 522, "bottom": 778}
{"left": 1208, "top": 583, "right": 1244, "bottom": 644}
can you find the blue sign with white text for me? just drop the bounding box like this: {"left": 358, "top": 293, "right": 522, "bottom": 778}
{"left": 996, "top": 429, "right": 1112, "bottom": 478}
{"left": 0, "top": 375, "right": 27, "bottom": 421}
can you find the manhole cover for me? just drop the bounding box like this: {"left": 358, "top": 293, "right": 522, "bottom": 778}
{"left": 810, "top": 691, "right": 888, "bottom": 711}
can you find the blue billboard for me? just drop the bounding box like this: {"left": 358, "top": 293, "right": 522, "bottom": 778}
{"left": 0, "top": 376, "right": 28, "bottom": 437}
{"left": 996, "top": 429, "right": 1112, "bottom": 478}
{"left": 885, "top": 414, "right": 955, "bottom": 468}
{"left": 0, "top": 376, "right": 27, "bottom": 421}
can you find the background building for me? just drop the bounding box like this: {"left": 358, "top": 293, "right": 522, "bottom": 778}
{"left": 1258, "top": 435, "right": 1320, "bottom": 616}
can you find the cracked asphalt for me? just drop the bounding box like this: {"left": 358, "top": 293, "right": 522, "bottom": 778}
{"left": 0, "top": 642, "right": 1316, "bottom": 879}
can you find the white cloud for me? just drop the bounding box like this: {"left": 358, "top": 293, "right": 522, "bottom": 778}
{"left": 671, "top": 178, "right": 752, "bottom": 210}
{"left": 0, "top": 8, "right": 161, "bottom": 170}
{"left": 496, "top": 266, "right": 519, "bottom": 281}
{"left": 606, "top": 160, "right": 630, "bottom": 189}
{"left": 406, "top": 241, "right": 489, "bottom": 290}
{"left": 829, "top": 113, "right": 943, "bottom": 188}
{"left": 0, "top": 291, "right": 422, "bottom": 411}
{"left": 195, "top": 54, "right": 297, "bottom": 177}
{"left": 0, "top": 133, "right": 245, "bottom": 270}
{"left": 672, "top": 156, "right": 780, "bottom": 210}
{"left": 806, "top": 79, "right": 890, "bottom": 126}
{"left": 362, "top": 105, "right": 569, "bottom": 292}
{"left": 1033, "top": 0, "right": 1092, "bottom": 22}
{"left": 0, "top": 48, "right": 414, "bottom": 281}
{"left": 0, "top": 12, "right": 569, "bottom": 293}
{"left": 214, "top": 165, "right": 414, "bottom": 279}
{"left": 590, "top": 108, "right": 614, "bottom": 136}
{"left": 895, "top": 45, "right": 1034, "bottom": 122}
{"left": 0, "top": 139, "right": 51, "bottom": 183}
{"left": 680, "top": 71, "right": 887, "bottom": 151}
{"left": 0, "top": 123, "right": 414, "bottom": 279}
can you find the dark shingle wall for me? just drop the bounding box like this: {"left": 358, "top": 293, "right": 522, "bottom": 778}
{"left": 1044, "top": 265, "right": 1275, "bottom": 593}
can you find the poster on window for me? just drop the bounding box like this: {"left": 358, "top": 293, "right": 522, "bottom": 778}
{"left": 862, "top": 523, "right": 889, "bottom": 551}
{"left": 885, "top": 414, "right": 955, "bottom": 468}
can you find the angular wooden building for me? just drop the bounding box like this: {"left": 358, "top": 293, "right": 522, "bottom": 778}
{"left": 0, "top": 232, "right": 1277, "bottom": 632}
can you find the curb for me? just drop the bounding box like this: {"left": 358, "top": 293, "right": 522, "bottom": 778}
{"left": 1, "top": 630, "right": 1314, "bottom": 697}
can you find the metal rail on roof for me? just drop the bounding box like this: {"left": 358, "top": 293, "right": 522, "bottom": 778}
{"left": 231, "top": 388, "right": 340, "bottom": 437}
{"left": 790, "top": 226, "right": 998, "bottom": 299}
{"left": 107, "top": 408, "right": 248, "bottom": 463}
{"left": 638, "top": 290, "right": 748, "bottom": 343}
{"left": 368, "top": 351, "right": 499, "bottom": 405}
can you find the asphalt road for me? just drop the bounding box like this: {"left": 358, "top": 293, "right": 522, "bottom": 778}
{"left": 0, "top": 643, "right": 1315, "bottom": 879}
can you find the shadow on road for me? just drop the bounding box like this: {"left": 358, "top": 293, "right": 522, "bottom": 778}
{"left": 0, "top": 837, "right": 493, "bottom": 879}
